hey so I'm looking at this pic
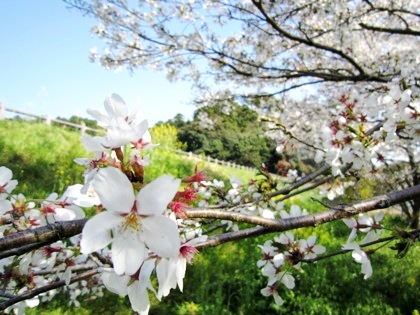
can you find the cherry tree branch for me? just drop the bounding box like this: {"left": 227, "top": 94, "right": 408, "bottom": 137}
{"left": 0, "top": 219, "right": 87, "bottom": 257}
{"left": 250, "top": 0, "right": 367, "bottom": 77}
{"left": 1, "top": 183, "right": 418, "bottom": 257}
{"left": 302, "top": 228, "right": 420, "bottom": 263}
{"left": 359, "top": 23, "right": 420, "bottom": 36}
{"left": 0, "top": 269, "right": 98, "bottom": 311}
{"left": 191, "top": 184, "right": 420, "bottom": 248}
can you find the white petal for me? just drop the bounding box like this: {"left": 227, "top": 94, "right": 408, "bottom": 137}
{"left": 87, "top": 108, "right": 109, "bottom": 127}
{"left": 361, "top": 260, "right": 373, "bottom": 279}
{"left": 102, "top": 271, "right": 129, "bottom": 296}
{"left": 313, "top": 244, "right": 326, "bottom": 254}
{"left": 53, "top": 208, "right": 77, "bottom": 221}
{"left": 81, "top": 134, "right": 105, "bottom": 152}
{"left": 142, "top": 216, "right": 181, "bottom": 258}
{"left": 92, "top": 167, "right": 135, "bottom": 214}
{"left": 80, "top": 211, "right": 122, "bottom": 254}
{"left": 176, "top": 259, "right": 186, "bottom": 292}
{"left": 103, "top": 117, "right": 140, "bottom": 148}
{"left": 139, "top": 259, "right": 156, "bottom": 293}
{"left": 112, "top": 229, "right": 147, "bottom": 275}
{"left": 156, "top": 258, "right": 177, "bottom": 298}
{"left": 374, "top": 211, "right": 384, "bottom": 222}
{"left": 272, "top": 253, "right": 285, "bottom": 268}
{"left": 342, "top": 218, "right": 356, "bottom": 228}
{"left": 137, "top": 175, "right": 180, "bottom": 216}
{"left": 25, "top": 297, "right": 40, "bottom": 308}
{"left": 273, "top": 291, "right": 284, "bottom": 306}
{"left": 128, "top": 281, "right": 150, "bottom": 315}
{"left": 260, "top": 287, "right": 272, "bottom": 297}
{"left": 281, "top": 272, "right": 295, "bottom": 289}
{"left": 307, "top": 235, "right": 317, "bottom": 247}
{"left": 352, "top": 249, "right": 368, "bottom": 264}
{"left": 347, "top": 229, "right": 358, "bottom": 243}
{"left": 0, "top": 199, "right": 12, "bottom": 215}
{"left": 342, "top": 242, "right": 359, "bottom": 251}
{"left": 0, "top": 166, "right": 13, "bottom": 184}
{"left": 262, "top": 262, "right": 276, "bottom": 278}
{"left": 104, "top": 93, "right": 128, "bottom": 119}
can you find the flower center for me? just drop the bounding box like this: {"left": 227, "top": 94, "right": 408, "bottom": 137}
{"left": 124, "top": 211, "right": 140, "bottom": 230}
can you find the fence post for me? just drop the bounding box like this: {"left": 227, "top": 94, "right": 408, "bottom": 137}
{"left": 45, "top": 115, "right": 51, "bottom": 125}
{"left": 80, "top": 121, "right": 86, "bottom": 135}
{"left": 0, "top": 103, "right": 4, "bottom": 120}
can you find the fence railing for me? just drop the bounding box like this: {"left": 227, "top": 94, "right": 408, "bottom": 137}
{"left": 0, "top": 102, "right": 102, "bottom": 135}
{"left": 0, "top": 103, "right": 262, "bottom": 173}
{"left": 170, "top": 149, "right": 258, "bottom": 172}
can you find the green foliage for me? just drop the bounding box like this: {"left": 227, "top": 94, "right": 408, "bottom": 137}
{"left": 150, "top": 123, "right": 186, "bottom": 150}
{"left": 145, "top": 147, "right": 257, "bottom": 185}
{"left": 0, "top": 120, "right": 88, "bottom": 197}
{"left": 169, "top": 102, "right": 278, "bottom": 170}
{"left": 26, "top": 291, "right": 133, "bottom": 315}
{"left": 55, "top": 115, "right": 102, "bottom": 135}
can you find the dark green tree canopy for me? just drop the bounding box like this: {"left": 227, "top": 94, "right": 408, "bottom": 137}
{"left": 167, "top": 102, "right": 278, "bottom": 169}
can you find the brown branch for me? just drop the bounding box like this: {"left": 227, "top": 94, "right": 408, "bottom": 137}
{"left": 302, "top": 228, "right": 420, "bottom": 263}
{"left": 0, "top": 269, "right": 98, "bottom": 311}
{"left": 0, "top": 240, "right": 53, "bottom": 259}
{"left": 251, "top": 0, "right": 367, "bottom": 77}
{"left": 359, "top": 23, "right": 420, "bottom": 36}
{"left": 191, "top": 184, "right": 420, "bottom": 248}
{"left": 0, "top": 219, "right": 87, "bottom": 256}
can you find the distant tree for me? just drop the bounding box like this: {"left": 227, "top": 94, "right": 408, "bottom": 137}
{"left": 174, "top": 102, "right": 277, "bottom": 169}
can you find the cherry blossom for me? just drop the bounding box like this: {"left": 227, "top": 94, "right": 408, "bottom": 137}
{"left": 86, "top": 93, "right": 138, "bottom": 127}
{"left": 299, "top": 236, "right": 326, "bottom": 259}
{"left": 101, "top": 259, "right": 156, "bottom": 315}
{"left": 342, "top": 243, "right": 373, "bottom": 279}
{"left": 80, "top": 167, "right": 181, "bottom": 275}
{"left": 343, "top": 212, "right": 384, "bottom": 244}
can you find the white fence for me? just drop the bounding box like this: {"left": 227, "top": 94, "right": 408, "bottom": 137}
{"left": 171, "top": 149, "right": 258, "bottom": 172}
{"left": 0, "top": 103, "right": 260, "bottom": 173}
{"left": 0, "top": 103, "right": 102, "bottom": 135}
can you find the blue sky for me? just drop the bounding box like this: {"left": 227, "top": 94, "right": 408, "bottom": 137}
{"left": 0, "top": 1, "right": 194, "bottom": 125}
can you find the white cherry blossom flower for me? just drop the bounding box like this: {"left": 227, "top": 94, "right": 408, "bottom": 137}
{"left": 261, "top": 285, "right": 284, "bottom": 306}
{"left": 62, "top": 184, "right": 100, "bottom": 207}
{"left": 80, "top": 167, "right": 181, "bottom": 275}
{"left": 280, "top": 204, "right": 308, "bottom": 219}
{"left": 156, "top": 235, "right": 207, "bottom": 298}
{"left": 343, "top": 212, "right": 384, "bottom": 244}
{"left": 101, "top": 117, "right": 148, "bottom": 149}
{"left": 342, "top": 243, "right": 372, "bottom": 279}
{"left": 299, "top": 236, "right": 326, "bottom": 259}
{"left": 87, "top": 93, "right": 138, "bottom": 127}
{"left": 275, "top": 231, "right": 295, "bottom": 246}
{"left": 102, "top": 259, "right": 156, "bottom": 315}
{"left": 257, "top": 240, "right": 278, "bottom": 268}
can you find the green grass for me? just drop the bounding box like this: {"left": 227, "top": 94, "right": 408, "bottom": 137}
{"left": 0, "top": 120, "right": 88, "bottom": 197}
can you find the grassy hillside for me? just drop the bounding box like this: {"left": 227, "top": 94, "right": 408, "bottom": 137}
{"left": 0, "top": 120, "right": 88, "bottom": 197}
{"left": 0, "top": 120, "right": 256, "bottom": 198}
{"left": 1, "top": 119, "right": 419, "bottom": 315}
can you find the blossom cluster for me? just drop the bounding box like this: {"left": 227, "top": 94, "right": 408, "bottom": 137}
{"left": 74, "top": 94, "right": 208, "bottom": 314}
{"left": 0, "top": 94, "right": 207, "bottom": 315}
{"left": 0, "top": 165, "right": 97, "bottom": 313}
{"left": 342, "top": 212, "right": 385, "bottom": 279}
{"left": 258, "top": 231, "right": 325, "bottom": 305}
{"left": 315, "top": 82, "right": 419, "bottom": 177}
